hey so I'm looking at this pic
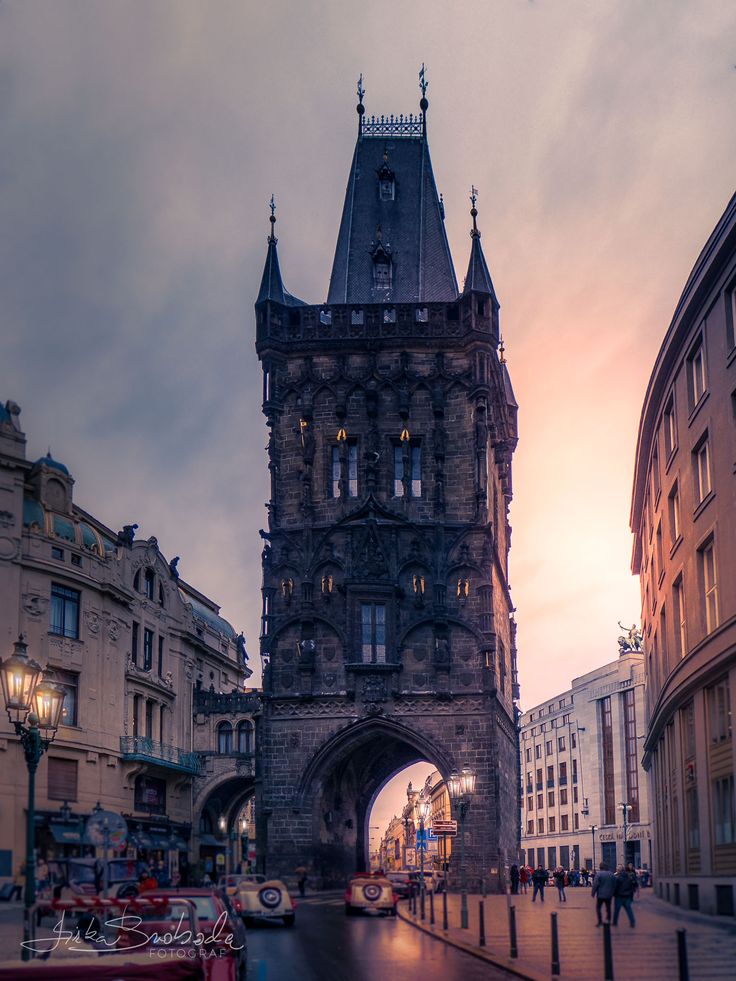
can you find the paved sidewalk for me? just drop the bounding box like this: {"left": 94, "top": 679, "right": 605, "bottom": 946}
{"left": 398, "top": 887, "right": 736, "bottom": 980}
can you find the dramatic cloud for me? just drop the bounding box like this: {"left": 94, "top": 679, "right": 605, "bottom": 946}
{"left": 2, "top": 0, "right": 735, "bottom": 732}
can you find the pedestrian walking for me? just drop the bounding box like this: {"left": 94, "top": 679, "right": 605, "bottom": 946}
{"left": 553, "top": 867, "right": 567, "bottom": 902}
{"left": 532, "top": 864, "right": 547, "bottom": 903}
{"left": 519, "top": 865, "right": 529, "bottom": 894}
{"left": 591, "top": 862, "right": 616, "bottom": 925}
{"left": 510, "top": 863, "right": 520, "bottom": 895}
{"left": 613, "top": 864, "right": 638, "bottom": 927}
{"left": 295, "top": 864, "right": 308, "bottom": 897}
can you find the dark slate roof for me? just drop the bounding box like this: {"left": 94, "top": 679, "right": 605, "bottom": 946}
{"left": 462, "top": 232, "right": 497, "bottom": 300}
{"left": 327, "top": 136, "right": 458, "bottom": 304}
{"left": 502, "top": 361, "right": 518, "bottom": 410}
{"left": 256, "top": 237, "right": 306, "bottom": 307}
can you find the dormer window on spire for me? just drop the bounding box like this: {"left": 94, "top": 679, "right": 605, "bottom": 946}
{"left": 374, "top": 258, "right": 391, "bottom": 289}
{"left": 377, "top": 149, "right": 395, "bottom": 201}
{"left": 370, "top": 225, "right": 392, "bottom": 290}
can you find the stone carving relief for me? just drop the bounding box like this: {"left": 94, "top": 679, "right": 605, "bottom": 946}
{"left": 22, "top": 593, "right": 49, "bottom": 618}
{"left": 0, "top": 536, "right": 19, "bottom": 561}
{"left": 0, "top": 510, "right": 15, "bottom": 528}
{"left": 85, "top": 611, "right": 101, "bottom": 635}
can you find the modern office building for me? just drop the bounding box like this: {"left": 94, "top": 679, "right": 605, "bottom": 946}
{"left": 519, "top": 650, "right": 652, "bottom": 873}
{"left": 630, "top": 191, "right": 736, "bottom": 916}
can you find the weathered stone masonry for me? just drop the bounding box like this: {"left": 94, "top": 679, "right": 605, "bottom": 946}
{"left": 253, "top": 88, "right": 520, "bottom": 885}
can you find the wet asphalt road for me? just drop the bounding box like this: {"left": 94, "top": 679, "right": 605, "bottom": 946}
{"left": 246, "top": 893, "right": 515, "bottom": 981}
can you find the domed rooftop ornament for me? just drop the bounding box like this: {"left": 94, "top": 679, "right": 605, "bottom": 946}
{"left": 35, "top": 450, "right": 70, "bottom": 476}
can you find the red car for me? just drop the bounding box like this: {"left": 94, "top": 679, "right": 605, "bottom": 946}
{"left": 131, "top": 889, "right": 247, "bottom": 981}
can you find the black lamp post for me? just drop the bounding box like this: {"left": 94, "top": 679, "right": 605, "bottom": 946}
{"left": 414, "top": 791, "right": 432, "bottom": 921}
{"left": 590, "top": 824, "right": 598, "bottom": 870}
{"left": 1, "top": 637, "right": 65, "bottom": 961}
{"left": 619, "top": 803, "right": 632, "bottom": 866}
{"left": 447, "top": 764, "right": 476, "bottom": 929}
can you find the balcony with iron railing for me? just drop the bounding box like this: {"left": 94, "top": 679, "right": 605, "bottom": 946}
{"left": 120, "top": 736, "right": 202, "bottom": 775}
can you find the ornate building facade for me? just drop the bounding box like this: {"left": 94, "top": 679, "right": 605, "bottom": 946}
{"left": 0, "top": 400, "right": 254, "bottom": 883}
{"left": 630, "top": 191, "right": 736, "bottom": 916}
{"left": 254, "top": 78, "right": 520, "bottom": 885}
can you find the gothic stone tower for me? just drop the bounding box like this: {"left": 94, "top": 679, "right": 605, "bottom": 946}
{"left": 254, "top": 79, "right": 519, "bottom": 886}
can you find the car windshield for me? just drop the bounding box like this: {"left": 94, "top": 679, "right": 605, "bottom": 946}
{"left": 176, "top": 895, "right": 219, "bottom": 920}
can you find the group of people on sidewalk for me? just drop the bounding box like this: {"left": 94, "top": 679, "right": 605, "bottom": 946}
{"left": 509, "top": 861, "right": 640, "bottom": 927}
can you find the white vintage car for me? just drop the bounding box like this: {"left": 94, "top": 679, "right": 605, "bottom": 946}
{"left": 344, "top": 873, "right": 397, "bottom": 916}
{"left": 219, "top": 873, "right": 295, "bottom": 927}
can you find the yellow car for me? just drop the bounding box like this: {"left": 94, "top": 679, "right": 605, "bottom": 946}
{"left": 344, "top": 874, "right": 397, "bottom": 916}
{"left": 219, "top": 873, "right": 295, "bottom": 927}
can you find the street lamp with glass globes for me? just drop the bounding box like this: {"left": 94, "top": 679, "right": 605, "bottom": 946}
{"left": 447, "top": 764, "right": 476, "bottom": 929}
{"left": 0, "top": 636, "right": 65, "bottom": 961}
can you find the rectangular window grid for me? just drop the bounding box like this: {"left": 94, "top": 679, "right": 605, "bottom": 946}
{"left": 50, "top": 584, "right": 80, "bottom": 639}
{"left": 361, "top": 603, "right": 386, "bottom": 663}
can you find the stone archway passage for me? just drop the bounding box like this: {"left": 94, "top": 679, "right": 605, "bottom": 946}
{"left": 263, "top": 715, "right": 455, "bottom": 884}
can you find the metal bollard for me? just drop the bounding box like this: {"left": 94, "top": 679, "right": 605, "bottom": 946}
{"left": 429, "top": 888, "right": 435, "bottom": 926}
{"left": 442, "top": 886, "right": 448, "bottom": 931}
{"left": 677, "top": 929, "right": 689, "bottom": 981}
{"left": 603, "top": 922, "right": 614, "bottom": 981}
{"left": 551, "top": 912, "right": 560, "bottom": 976}
{"left": 479, "top": 899, "right": 486, "bottom": 947}
{"left": 509, "top": 904, "right": 518, "bottom": 959}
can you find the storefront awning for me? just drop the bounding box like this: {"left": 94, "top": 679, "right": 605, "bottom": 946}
{"left": 170, "top": 836, "right": 188, "bottom": 851}
{"left": 148, "top": 834, "right": 172, "bottom": 850}
{"left": 48, "top": 822, "right": 82, "bottom": 845}
{"left": 198, "top": 834, "right": 223, "bottom": 848}
{"left": 129, "top": 831, "right": 153, "bottom": 849}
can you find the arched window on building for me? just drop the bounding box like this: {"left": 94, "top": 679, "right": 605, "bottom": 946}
{"left": 144, "top": 568, "right": 155, "bottom": 600}
{"left": 217, "top": 721, "right": 233, "bottom": 754}
{"left": 237, "top": 720, "right": 254, "bottom": 755}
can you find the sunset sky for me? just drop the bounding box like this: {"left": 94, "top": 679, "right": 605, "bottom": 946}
{"left": 3, "top": 0, "right": 735, "bottom": 789}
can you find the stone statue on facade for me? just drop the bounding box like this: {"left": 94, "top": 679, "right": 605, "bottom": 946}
{"left": 617, "top": 622, "right": 643, "bottom": 653}
{"left": 117, "top": 524, "right": 138, "bottom": 548}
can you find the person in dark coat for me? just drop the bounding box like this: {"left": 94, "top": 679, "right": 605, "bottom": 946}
{"left": 591, "top": 862, "right": 616, "bottom": 925}
{"left": 510, "top": 864, "right": 520, "bottom": 895}
{"left": 531, "top": 864, "right": 547, "bottom": 903}
{"left": 613, "top": 864, "right": 638, "bottom": 927}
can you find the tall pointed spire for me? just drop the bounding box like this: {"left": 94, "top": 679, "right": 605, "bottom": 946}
{"left": 256, "top": 195, "right": 305, "bottom": 307}
{"left": 462, "top": 186, "right": 497, "bottom": 299}
{"left": 327, "top": 72, "right": 456, "bottom": 304}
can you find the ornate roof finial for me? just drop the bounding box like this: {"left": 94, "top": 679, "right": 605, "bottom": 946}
{"left": 357, "top": 73, "right": 365, "bottom": 132}
{"left": 499, "top": 334, "right": 506, "bottom": 364}
{"left": 419, "top": 63, "right": 429, "bottom": 136}
{"left": 470, "top": 185, "right": 480, "bottom": 238}
{"left": 268, "top": 194, "right": 277, "bottom": 244}
{"left": 376, "top": 223, "right": 383, "bottom": 243}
